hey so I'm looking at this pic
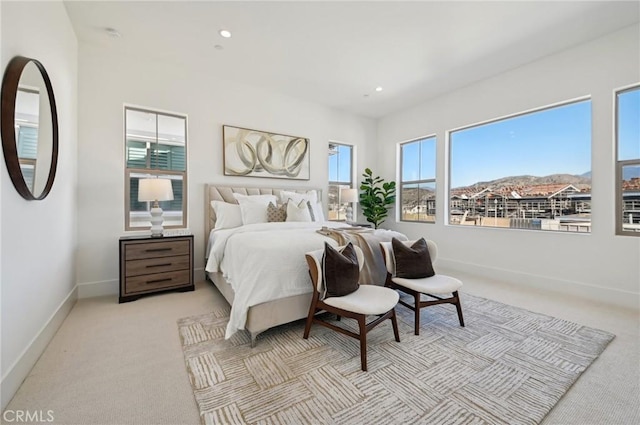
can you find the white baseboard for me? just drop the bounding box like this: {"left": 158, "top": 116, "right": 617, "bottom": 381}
{"left": 437, "top": 257, "right": 640, "bottom": 311}
{"left": 77, "top": 279, "right": 118, "bottom": 298}
{"left": 1, "top": 286, "right": 78, "bottom": 410}
{"left": 77, "top": 268, "right": 205, "bottom": 299}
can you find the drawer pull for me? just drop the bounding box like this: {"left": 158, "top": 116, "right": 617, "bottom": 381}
{"left": 146, "top": 278, "right": 173, "bottom": 284}
{"left": 146, "top": 248, "right": 172, "bottom": 253}
{"left": 146, "top": 263, "right": 172, "bottom": 268}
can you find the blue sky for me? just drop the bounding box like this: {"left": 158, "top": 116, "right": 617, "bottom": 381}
{"left": 328, "top": 144, "right": 352, "bottom": 183}
{"left": 450, "top": 100, "right": 592, "bottom": 188}
{"left": 330, "top": 90, "right": 639, "bottom": 189}
{"left": 618, "top": 88, "right": 640, "bottom": 161}
{"left": 402, "top": 137, "right": 436, "bottom": 182}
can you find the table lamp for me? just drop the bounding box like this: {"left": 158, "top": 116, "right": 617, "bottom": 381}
{"left": 138, "top": 178, "right": 174, "bottom": 237}
{"left": 341, "top": 188, "right": 359, "bottom": 223}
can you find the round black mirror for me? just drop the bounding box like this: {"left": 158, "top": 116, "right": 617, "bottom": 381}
{"left": 1, "top": 56, "right": 58, "bottom": 200}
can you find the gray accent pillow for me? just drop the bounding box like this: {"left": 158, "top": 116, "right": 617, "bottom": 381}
{"left": 323, "top": 242, "right": 359, "bottom": 297}
{"left": 392, "top": 237, "right": 435, "bottom": 279}
{"left": 306, "top": 201, "right": 316, "bottom": 221}
{"left": 267, "top": 202, "right": 287, "bottom": 222}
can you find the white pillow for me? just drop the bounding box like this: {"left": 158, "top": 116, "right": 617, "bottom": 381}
{"left": 280, "top": 190, "right": 325, "bottom": 221}
{"left": 211, "top": 201, "right": 243, "bottom": 229}
{"left": 286, "top": 200, "right": 312, "bottom": 222}
{"left": 233, "top": 193, "right": 278, "bottom": 225}
{"left": 313, "top": 201, "right": 326, "bottom": 222}
{"left": 233, "top": 193, "right": 278, "bottom": 204}
{"left": 279, "top": 190, "right": 318, "bottom": 205}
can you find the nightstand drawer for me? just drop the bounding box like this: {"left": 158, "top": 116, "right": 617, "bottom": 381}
{"left": 125, "top": 255, "right": 190, "bottom": 277}
{"left": 125, "top": 240, "right": 190, "bottom": 260}
{"left": 125, "top": 270, "right": 191, "bottom": 294}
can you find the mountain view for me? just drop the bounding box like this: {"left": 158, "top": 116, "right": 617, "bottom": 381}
{"left": 401, "top": 173, "right": 594, "bottom": 206}
{"left": 456, "top": 173, "right": 591, "bottom": 192}
{"left": 444, "top": 174, "right": 596, "bottom": 202}
{"left": 402, "top": 169, "right": 640, "bottom": 202}
{"left": 623, "top": 166, "right": 640, "bottom": 180}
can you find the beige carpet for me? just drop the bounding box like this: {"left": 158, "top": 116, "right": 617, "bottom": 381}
{"left": 3, "top": 277, "right": 638, "bottom": 425}
{"left": 178, "top": 293, "right": 614, "bottom": 425}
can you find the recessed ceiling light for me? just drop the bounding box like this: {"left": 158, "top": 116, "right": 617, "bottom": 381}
{"left": 219, "top": 29, "right": 232, "bottom": 38}
{"left": 105, "top": 27, "right": 121, "bottom": 38}
{"left": 375, "top": 86, "right": 383, "bottom": 92}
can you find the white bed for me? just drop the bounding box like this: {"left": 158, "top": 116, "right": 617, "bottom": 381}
{"left": 204, "top": 185, "right": 340, "bottom": 345}
{"left": 204, "top": 184, "right": 406, "bottom": 345}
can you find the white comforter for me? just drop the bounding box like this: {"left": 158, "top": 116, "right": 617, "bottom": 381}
{"left": 205, "top": 221, "right": 350, "bottom": 339}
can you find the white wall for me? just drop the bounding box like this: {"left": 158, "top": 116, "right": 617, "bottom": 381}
{"left": 1, "top": 0, "right": 78, "bottom": 408}
{"left": 76, "top": 44, "right": 377, "bottom": 295}
{"left": 378, "top": 24, "right": 640, "bottom": 308}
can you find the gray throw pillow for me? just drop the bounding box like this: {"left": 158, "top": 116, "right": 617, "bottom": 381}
{"left": 306, "top": 201, "right": 316, "bottom": 221}
{"left": 392, "top": 237, "right": 435, "bottom": 279}
{"left": 323, "top": 242, "right": 359, "bottom": 297}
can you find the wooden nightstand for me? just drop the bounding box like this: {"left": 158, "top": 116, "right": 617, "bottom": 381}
{"left": 119, "top": 234, "right": 194, "bottom": 303}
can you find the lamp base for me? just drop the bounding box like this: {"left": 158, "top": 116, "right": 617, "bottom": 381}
{"left": 346, "top": 206, "right": 353, "bottom": 223}
{"left": 149, "top": 206, "right": 164, "bottom": 237}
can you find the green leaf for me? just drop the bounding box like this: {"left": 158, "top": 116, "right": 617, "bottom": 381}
{"left": 358, "top": 168, "right": 396, "bottom": 229}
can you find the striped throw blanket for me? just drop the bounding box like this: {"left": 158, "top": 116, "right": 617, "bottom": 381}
{"left": 319, "top": 227, "right": 408, "bottom": 285}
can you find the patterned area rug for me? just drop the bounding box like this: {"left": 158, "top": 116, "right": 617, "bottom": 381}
{"left": 177, "top": 293, "right": 614, "bottom": 425}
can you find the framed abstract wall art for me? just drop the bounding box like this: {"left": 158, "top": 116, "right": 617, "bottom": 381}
{"left": 223, "top": 125, "right": 310, "bottom": 180}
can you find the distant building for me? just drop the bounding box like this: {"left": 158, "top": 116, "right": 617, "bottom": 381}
{"left": 449, "top": 182, "right": 640, "bottom": 232}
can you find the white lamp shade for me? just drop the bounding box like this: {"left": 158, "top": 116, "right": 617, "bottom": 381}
{"left": 341, "top": 188, "right": 359, "bottom": 203}
{"left": 138, "top": 178, "right": 174, "bottom": 202}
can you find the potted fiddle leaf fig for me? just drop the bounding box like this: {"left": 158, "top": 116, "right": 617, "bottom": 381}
{"left": 359, "top": 168, "right": 396, "bottom": 229}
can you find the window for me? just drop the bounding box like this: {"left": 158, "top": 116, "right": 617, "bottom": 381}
{"left": 15, "top": 87, "right": 40, "bottom": 192}
{"left": 616, "top": 85, "right": 640, "bottom": 236}
{"left": 400, "top": 136, "right": 436, "bottom": 222}
{"left": 449, "top": 99, "right": 592, "bottom": 232}
{"left": 125, "top": 107, "right": 187, "bottom": 230}
{"left": 328, "top": 142, "right": 353, "bottom": 221}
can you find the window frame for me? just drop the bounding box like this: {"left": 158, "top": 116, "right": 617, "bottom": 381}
{"left": 327, "top": 141, "right": 354, "bottom": 221}
{"left": 399, "top": 135, "right": 437, "bottom": 223}
{"left": 124, "top": 105, "right": 188, "bottom": 231}
{"left": 447, "top": 96, "right": 592, "bottom": 232}
{"left": 615, "top": 84, "right": 640, "bottom": 237}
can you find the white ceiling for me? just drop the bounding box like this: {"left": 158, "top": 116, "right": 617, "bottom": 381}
{"left": 64, "top": 1, "right": 640, "bottom": 118}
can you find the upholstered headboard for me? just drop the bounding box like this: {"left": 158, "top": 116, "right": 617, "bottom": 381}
{"left": 205, "top": 184, "right": 323, "bottom": 236}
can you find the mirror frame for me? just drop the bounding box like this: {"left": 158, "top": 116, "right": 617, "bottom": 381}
{"left": 1, "top": 56, "right": 58, "bottom": 200}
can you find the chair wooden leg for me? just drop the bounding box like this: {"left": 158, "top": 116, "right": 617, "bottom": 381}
{"left": 453, "top": 291, "right": 465, "bottom": 327}
{"left": 391, "top": 309, "right": 400, "bottom": 342}
{"left": 414, "top": 293, "right": 421, "bottom": 335}
{"left": 303, "top": 304, "right": 317, "bottom": 339}
{"left": 358, "top": 315, "right": 367, "bottom": 371}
